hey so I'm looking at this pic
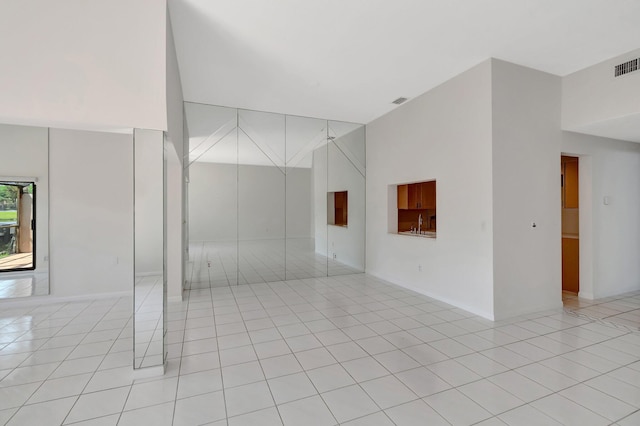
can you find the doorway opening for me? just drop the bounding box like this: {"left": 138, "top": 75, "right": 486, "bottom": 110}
{"left": 561, "top": 156, "right": 579, "bottom": 297}
{"left": 0, "top": 180, "right": 36, "bottom": 272}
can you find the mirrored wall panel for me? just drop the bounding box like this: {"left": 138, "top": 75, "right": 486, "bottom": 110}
{"left": 184, "top": 103, "right": 238, "bottom": 289}
{"left": 327, "top": 121, "right": 366, "bottom": 276}
{"left": 238, "top": 110, "right": 286, "bottom": 284}
{"left": 0, "top": 123, "right": 49, "bottom": 299}
{"left": 184, "top": 102, "right": 365, "bottom": 287}
{"left": 286, "top": 115, "right": 328, "bottom": 279}
{"left": 134, "top": 129, "right": 166, "bottom": 369}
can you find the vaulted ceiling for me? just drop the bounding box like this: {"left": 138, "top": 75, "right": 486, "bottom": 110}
{"left": 169, "top": 0, "right": 640, "bottom": 125}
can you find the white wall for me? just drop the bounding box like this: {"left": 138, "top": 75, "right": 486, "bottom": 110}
{"left": 165, "top": 8, "right": 185, "bottom": 300}
{"left": 491, "top": 60, "right": 563, "bottom": 320}
{"left": 366, "top": 60, "right": 495, "bottom": 319}
{"left": 49, "top": 129, "right": 133, "bottom": 297}
{"left": 0, "top": 124, "right": 49, "bottom": 273}
{"left": 562, "top": 131, "right": 640, "bottom": 299}
{"left": 166, "top": 142, "right": 184, "bottom": 300}
{"left": 134, "top": 129, "right": 164, "bottom": 276}
{"left": 0, "top": 0, "right": 167, "bottom": 132}
{"left": 368, "top": 57, "right": 639, "bottom": 319}
{"left": 166, "top": 10, "right": 185, "bottom": 161}
{"left": 188, "top": 162, "right": 312, "bottom": 242}
{"left": 562, "top": 48, "right": 640, "bottom": 142}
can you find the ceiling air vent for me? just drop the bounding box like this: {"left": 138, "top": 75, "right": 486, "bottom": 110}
{"left": 392, "top": 97, "right": 408, "bottom": 105}
{"left": 614, "top": 58, "right": 639, "bottom": 77}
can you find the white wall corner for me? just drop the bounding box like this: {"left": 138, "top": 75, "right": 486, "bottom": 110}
{"left": 492, "top": 300, "right": 564, "bottom": 322}
{"left": 577, "top": 290, "right": 594, "bottom": 300}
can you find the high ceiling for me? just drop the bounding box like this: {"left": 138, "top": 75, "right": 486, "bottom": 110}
{"left": 169, "top": 0, "right": 640, "bottom": 125}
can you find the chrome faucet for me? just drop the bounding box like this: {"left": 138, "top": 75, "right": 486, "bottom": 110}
{"left": 418, "top": 214, "right": 423, "bottom": 234}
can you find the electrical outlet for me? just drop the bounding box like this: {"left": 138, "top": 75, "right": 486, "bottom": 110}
{"left": 418, "top": 264, "right": 422, "bottom": 272}
{"left": 333, "top": 253, "right": 337, "bottom": 259}
{"left": 207, "top": 261, "right": 211, "bottom": 268}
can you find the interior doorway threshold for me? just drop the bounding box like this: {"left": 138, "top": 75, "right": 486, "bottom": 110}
{"left": 563, "top": 290, "right": 640, "bottom": 332}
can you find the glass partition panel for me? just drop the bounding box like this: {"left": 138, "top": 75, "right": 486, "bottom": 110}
{"left": 285, "top": 116, "right": 328, "bottom": 279}
{"left": 327, "top": 121, "right": 365, "bottom": 276}
{"left": 237, "top": 110, "right": 285, "bottom": 284}
{"left": 134, "top": 129, "right": 165, "bottom": 369}
{"left": 0, "top": 123, "right": 49, "bottom": 299}
{"left": 185, "top": 103, "right": 238, "bottom": 287}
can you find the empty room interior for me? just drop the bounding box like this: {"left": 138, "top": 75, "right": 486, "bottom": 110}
{"left": 0, "top": 1, "right": 640, "bottom": 425}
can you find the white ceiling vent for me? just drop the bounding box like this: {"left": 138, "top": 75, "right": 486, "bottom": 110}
{"left": 614, "top": 58, "right": 639, "bottom": 77}
{"left": 392, "top": 97, "right": 408, "bottom": 105}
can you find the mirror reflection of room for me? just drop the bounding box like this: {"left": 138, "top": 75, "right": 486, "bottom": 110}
{"left": 133, "top": 128, "right": 166, "bottom": 370}
{"left": 0, "top": 181, "right": 35, "bottom": 272}
{"left": 184, "top": 103, "right": 366, "bottom": 288}
{"left": 0, "top": 123, "right": 49, "bottom": 299}
{"left": 327, "top": 191, "right": 348, "bottom": 226}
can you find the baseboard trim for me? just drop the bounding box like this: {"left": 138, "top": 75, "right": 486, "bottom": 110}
{"left": 578, "top": 291, "right": 594, "bottom": 300}
{"left": 0, "top": 290, "right": 132, "bottom": 307}
{"left": 135, "top": 271, "right": 163, "bottom": 278}
{"left": 591, "top": 285, "right": 640, "bottom": 300}
{"left": 366, "top": 271, "right": 495, "bottom": 321}
{"left": 492, "top": 300, "right": 564, "bottom": 322}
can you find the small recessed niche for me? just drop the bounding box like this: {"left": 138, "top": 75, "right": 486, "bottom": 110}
{"left": 394, "top": 180, "right": 436, "bottom": 238}
{"left": 328, "top": 191, "right": 348, "bottom": 227}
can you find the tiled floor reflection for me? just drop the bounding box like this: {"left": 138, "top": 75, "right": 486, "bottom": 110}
{"left": 564, "top": 290, "right": 640, "bottom": 331}
{"left": 0, "top": 274, "right": 639, "bottom": 425}
{"left": 0, "top": 272, "right": 48, "bottom": 299}
{"left": 187, "top": 239, "right": 360, "bottom": 289}
{"left": 134, "top": 275, "right": 164, "bottom": 368}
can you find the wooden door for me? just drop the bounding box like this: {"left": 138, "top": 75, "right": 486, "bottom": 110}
{"left": 564, "top": 159, "right": 579, "bottom": 208}
{"left": 562, "top": 238, "right": 579, "bottom": 293}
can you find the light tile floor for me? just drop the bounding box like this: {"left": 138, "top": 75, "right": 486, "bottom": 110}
{"left": 0, "top": 274, "right": 639, "bottom": 425}
{"left": 563, "top": 290, "right": 640, "bottom": 331}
